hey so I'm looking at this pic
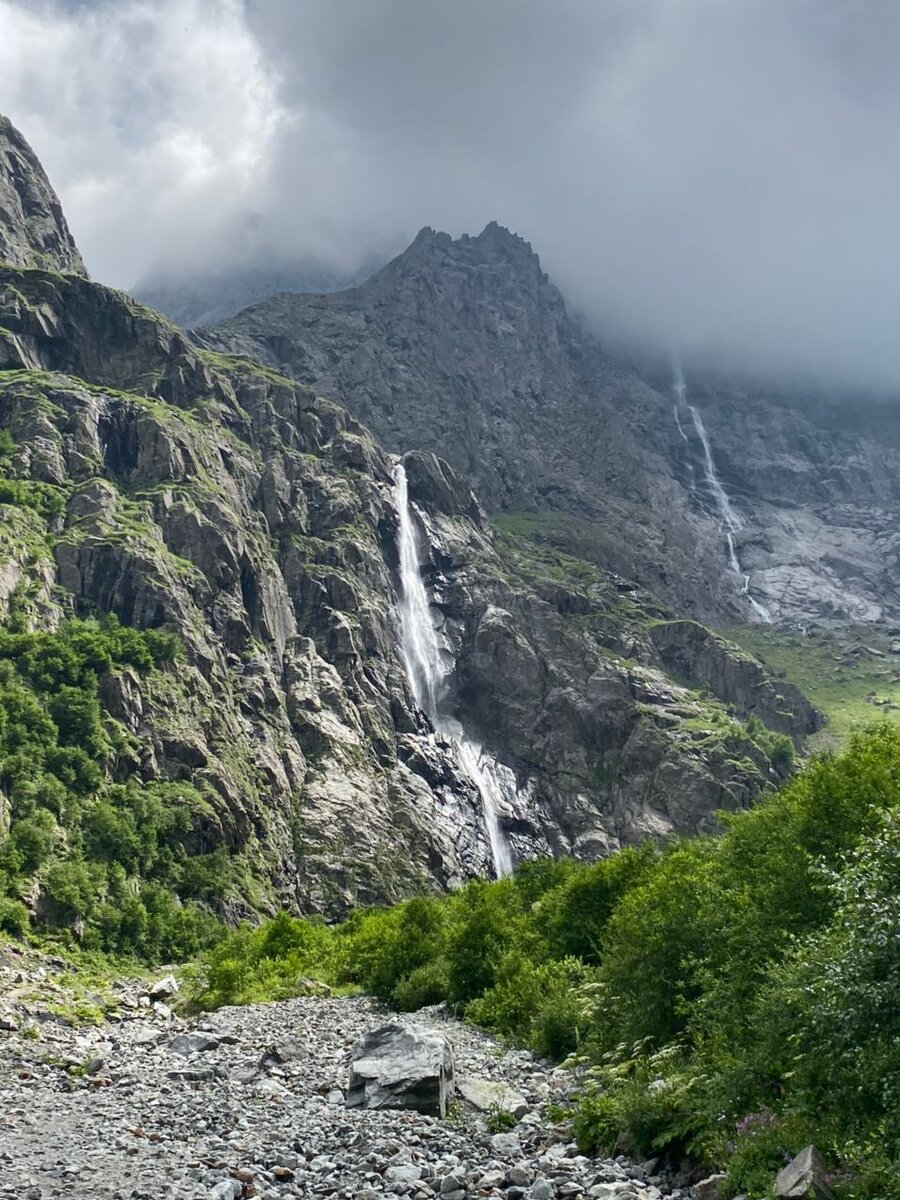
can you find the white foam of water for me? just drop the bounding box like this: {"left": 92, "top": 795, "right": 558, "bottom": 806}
{"left": 393, "top": 462, "right": 514, "bottom": 876}
{"left": 676, "top": 370, "right": 772, "bottom": 624}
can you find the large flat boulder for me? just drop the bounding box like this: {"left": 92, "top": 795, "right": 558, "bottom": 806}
{"left": 345, "top": 1021, "right": 455, "bottom": 1116}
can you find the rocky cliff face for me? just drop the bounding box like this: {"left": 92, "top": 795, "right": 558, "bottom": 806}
{"left": 0, "top": 117, "right": 810, "bottom": 918}
{"left": 0, "top": 117, "right": 85, "bottom": 277}
{"left": 211, "top": 224, "right": 900, "bottom": 631}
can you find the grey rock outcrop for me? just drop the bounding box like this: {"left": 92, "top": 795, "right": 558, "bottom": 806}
{"left": 0, "top": 116, "right": 86, "bottom": 276}
{"left": 345, "top": 1021, "right": 455, "bottom": 1116}
{"left": 774, "top": 1145, "right": 834, "bottom": 1199}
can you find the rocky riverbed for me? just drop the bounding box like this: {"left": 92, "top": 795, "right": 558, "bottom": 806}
{"left": 0, "top": 952, "right": 693, "bottom": 1200}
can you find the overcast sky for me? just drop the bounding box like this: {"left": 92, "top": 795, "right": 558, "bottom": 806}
{"left": 2, "top": 0, "right": 900, "bottom": 385}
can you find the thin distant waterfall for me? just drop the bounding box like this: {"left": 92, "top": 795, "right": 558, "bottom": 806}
{"left": 393, "top": 463, "right": 513, "bottom": 877}
{"left": 673, "top": 367, "right": 772, "bottom": 623}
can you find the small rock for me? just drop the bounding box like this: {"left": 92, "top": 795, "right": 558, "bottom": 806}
{"left": 530, "top": 1181, "right": 556, "bottom": 1200}
{"left": 490, "top": 1133, "right": 522, "bottom": 1158}
{"left": 692, "top": 1175, "right": 726, "bottom": 1200}
{"left": 210, "top": 1182, "right": 241, "bottom": 1200}
{"left": 458, "top": 1077, "right": 528, "bottom": 1114}
{"left": 262, "top": 1038, "right": 304, "bottom": 1064}
{"left": 386, "top": 1165, "right": 424, "bottom": 1185}
{"left": 148, "top": 974, "right": 179, "bottom": 999}
{"left": 478, "top": 1170, "right": 507, "bottom": 1190}
{"left": 170, "top": 1032, "right": 221, "bottom": 1055}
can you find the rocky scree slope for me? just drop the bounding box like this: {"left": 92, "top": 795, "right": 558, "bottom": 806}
{"left": 0, "top": 116, "right": 814, "bottom": 920}
{"left": 209, "top": 223, "right": 900, "bottom": 630}
{"left": 0, "top": 946, "right": 677, "bottom": 1200}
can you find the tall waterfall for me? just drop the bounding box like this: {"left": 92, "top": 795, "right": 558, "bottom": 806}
{"left": 393, "top": 463, "right": 513, "bottom": 877}
{"left": 673, "top": 368, "right": 772, "bottom": 623}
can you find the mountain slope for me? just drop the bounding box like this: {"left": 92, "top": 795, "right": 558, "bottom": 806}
{"left": 0, "top": 115, "right": 817, "bottom": 938}
{"left": 210, "top": 224, "right": 900, "bottom": 632}
{"left": 133, "top": 253, "right": 384, "bottom": 330}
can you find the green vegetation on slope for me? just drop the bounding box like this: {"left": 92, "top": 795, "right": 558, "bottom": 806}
{"left": 193, "top": 726, "right": 900, "bottom": 1198}
{"left": 0, "top": 617, "right": 227, "bottom": 960}
{"left": 726, "top": 623, "right": 900, "bottom": 745}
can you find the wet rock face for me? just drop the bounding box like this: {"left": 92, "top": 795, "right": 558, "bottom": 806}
{"left": 0, "top": 116, "right": 86, "bottom": 276}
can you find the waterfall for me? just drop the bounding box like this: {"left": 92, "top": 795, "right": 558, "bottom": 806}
{"left": 672, "top": 363, "right": 691, "bottom": 447}
{"left": 394, "top": 462, "right": 447, "bottom": 720}
{"left": 674, "top": 369, "right": 772, "bottom": 623}
{"left": 393, "top": 462, "right": 513, "bottom": 877}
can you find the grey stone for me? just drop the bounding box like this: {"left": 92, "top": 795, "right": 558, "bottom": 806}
{"left": 386, "top": 1166, "right": 424, "bottom": 1185}
{"left": 346, "top": 1022, "right": 455, "bottom": 1117}
{"left": 692, "top": 1176, "right": 725, "bottom": 1200}
{"left": 170, "top": 1032, "right": 220, "bottom": 1055}
{"left": 209, "top": 1182, "right": 242, "bottom": 1200}
{"left": 148, "top": 974, "right": 179, "bottom": 999}
{"left": 490, "top": 1133, "right": 522, "bottom": 1158}
{"left": 774, "top": 1146, "right": 834, "bottom": 1199}
{"left": 530, "top": 1181, "right": 556, "bottom": 1200}
{"left": 457, "top": 1077, "right": 528, "bottom": 1114}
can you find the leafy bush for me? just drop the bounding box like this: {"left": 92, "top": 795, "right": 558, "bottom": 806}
{"left": 0, "top": 896, "right": 28, "bottom": 937}
{"left": 0, "top": 617, "right": 223, "bottom": 960}
{"left": 197, "top": 911, "right": 338, "bottom": 1008}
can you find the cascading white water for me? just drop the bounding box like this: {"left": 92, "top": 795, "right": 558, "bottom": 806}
{"left": 673, "top": 368, "right": 772, "bottom": 623}
{"left": 394, "top": 462, "right": 447, "bottom": 719}
{"left": 672, "top": 363, "right": 692, "bottom": 449}
{"left": 393, "top": 462, "right": 513, "bottom": 877}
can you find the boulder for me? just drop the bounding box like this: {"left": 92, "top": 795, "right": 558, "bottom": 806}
{"left": 774, "top": 1146, "right": 834, "bottom": 1199}
{"left": 458, "top": 1075, "right": 528, "bottom": 1114}
{"left": 693, "top": 1175, "right": 726, "bottom": 1200}
{"left": 345, "top": 1021, "right": 455, "bottom": 1116}
{"left": 147, "top": 974, "right": 179, "bottom": 999}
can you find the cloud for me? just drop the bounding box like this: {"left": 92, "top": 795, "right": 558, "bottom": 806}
{"left": 0, "top": 0, "right": 283, "bottom": 285}
{"left": 2, "top": 0, "right": 900, "bottom": 385}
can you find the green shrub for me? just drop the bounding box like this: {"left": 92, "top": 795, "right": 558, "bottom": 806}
{"left": 197, "top": 911, "right": 339, "bottom": 1009}
{"left": 0, "top": 896, "right": 28, "bottom": 937}
{"left": 343, "top": 897, "right": 446, "bottom": 1005}
{"left": 391, "top": 959, "right": 450, "bottom": 1011}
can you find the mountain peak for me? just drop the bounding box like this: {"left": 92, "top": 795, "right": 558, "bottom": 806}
{"left": 0, "top": 114, "right": 87, "bottom": 277}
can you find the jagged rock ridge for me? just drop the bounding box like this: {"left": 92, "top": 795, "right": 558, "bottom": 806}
{"left": 0, "top": 116, "right": 86, "bottom": 277}
{"left": 209, "top": 223, "right": 900, "bottom": 630}
{"left": 0, "top": 116, "right": 817, "bottom": 917}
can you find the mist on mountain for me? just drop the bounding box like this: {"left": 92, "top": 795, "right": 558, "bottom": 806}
{"left": 3, "top": 0, "right": 900, "bottom": 387}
